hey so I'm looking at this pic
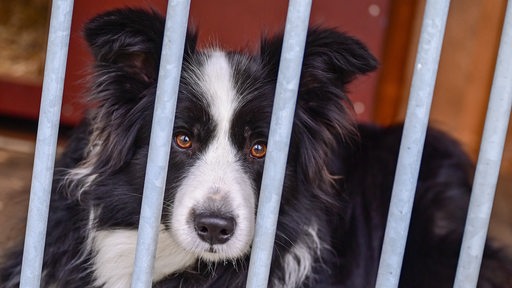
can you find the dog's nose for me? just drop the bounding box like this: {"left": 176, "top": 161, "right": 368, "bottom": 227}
{"left": 194, "top": 213, "right": 236, "bottom": 245}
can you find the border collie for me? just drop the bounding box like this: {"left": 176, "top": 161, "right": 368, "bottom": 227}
{"left": 2, "top": 8, "right": 512, "bottom": 287}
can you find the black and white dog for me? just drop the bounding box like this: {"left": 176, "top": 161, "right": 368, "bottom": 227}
{"left": 1, "top": 8, "right": 512, "bottom": 287}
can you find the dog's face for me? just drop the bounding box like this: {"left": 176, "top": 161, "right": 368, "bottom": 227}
{"left": 71, "top": 8, "right": 377, "bottom": 265}
{"left": 167, "top": 50, "right": 273, "bottom": 261}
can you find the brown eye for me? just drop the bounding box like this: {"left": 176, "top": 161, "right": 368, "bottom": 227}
{"left": 175, "top": 134, "right": 192, "bottom": 149}
{"left": 250, "top": 142, "right": 267, "bottom": 159}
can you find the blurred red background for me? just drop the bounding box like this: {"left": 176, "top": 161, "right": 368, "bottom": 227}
{"left": 0, "top": 0, "right": 390, "bottom": 125}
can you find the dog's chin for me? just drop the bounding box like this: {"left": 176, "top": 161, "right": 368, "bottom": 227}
{"left": 169, "top": 228, "right": 253, "bottom": 262}
{"left": 196, "top": 248, "right": 248, "bottom": 263}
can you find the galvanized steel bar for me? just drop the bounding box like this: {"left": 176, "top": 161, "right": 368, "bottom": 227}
{"left": 130, "top": 0, "right": 191, "bottom": 287}
{"left": 246, "top": 0, "right": 312, "bottom": 287}
{"left": 375, "top": 1, "right": 451, "bottom": 287}
{"left": 453, "top": 2, "right": 512, "bottom": 287}
{"left": 19, "top": 0, "right": 74, "bottom": 287}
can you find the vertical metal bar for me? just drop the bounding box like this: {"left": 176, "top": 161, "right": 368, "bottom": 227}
{"left": 130, "top": 0, "right": 191, "bottom": 287}
{"left": 19, "top": 1, "right": 74, "bottom": 287}
{"left": 246, "top": 0, "right": 312, "bottom": 287}
{"left": 453, "top": 2, "right": 512, "bottom": 287}
{"left": 375, "top": 1, "right": 450, "bottom": 287}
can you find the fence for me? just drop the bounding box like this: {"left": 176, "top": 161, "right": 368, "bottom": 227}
{"left": 17, "top": 0, "right": 512, "bottom": 287}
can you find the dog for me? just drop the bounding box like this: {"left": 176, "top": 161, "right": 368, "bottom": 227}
{"left": 1, "top": 8, "right": 512, "bottom": 287}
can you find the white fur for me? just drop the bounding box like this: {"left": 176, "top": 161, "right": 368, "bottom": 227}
{"left": 63, "top": 166, "right": 97, "bottom": 197}
{"left": 68, "top": 208, "right": 99, "bottom": 271}
{"left": 202, "top": 50, "right": 239, "bottom": 137}
{"left": 170, "top": 51, "right": 256, "bottom": 261}
{"left": 92, "top": 227, "right": 195, "bottom": 287}
{"left": 274, "top": 224, "right": 323, "bottom": 288}
{"left": 63, "top": 140, "right": 102, "bottom": 198}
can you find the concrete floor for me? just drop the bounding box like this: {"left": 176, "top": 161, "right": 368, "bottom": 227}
{"left": 0, "top": 117, "right": 71, "bottom": 255}
{"left": 0, "top": 147, "right": 31, "bottom": 252}
{"left": 0, "top": 119, "right": 36, "bottom": 255}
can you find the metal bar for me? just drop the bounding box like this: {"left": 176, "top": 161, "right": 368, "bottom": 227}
{"left": 375, "top": 1, "right": 451, "bottom": 287}
{"left": 245, "top": 0, "right": 312, "bottom": 287}
{"left": 19, "top": 1, "right": 74, "bottom": 287}
{"left": 453, "top": 2, "right": 512, "bottom": 287}
{"left": 130, "top": 0, "right": 191, "bottom": 287}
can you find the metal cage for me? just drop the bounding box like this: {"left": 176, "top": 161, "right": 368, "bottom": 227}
{"left": 18, "top": 0, "right": 512, "bottom": 287}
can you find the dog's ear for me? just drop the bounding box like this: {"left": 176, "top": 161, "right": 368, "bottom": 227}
{"left": 260, "top": 28, "right": 378, "bottom": 207}
{"left": 84, "top": 8, "right": 197, "bottom": 85}
{"left": 260, "top": 27, "right": 377, "bottom": 89}
{"left": 83, "top": 8, "right": 197, "bottom": 109}
{"left": 65, "top": 9, "right": 197, "bottom": 197}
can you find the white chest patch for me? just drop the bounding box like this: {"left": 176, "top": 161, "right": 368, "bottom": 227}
{"left": 92, "top": 227, "right": 195, "bottom": 287}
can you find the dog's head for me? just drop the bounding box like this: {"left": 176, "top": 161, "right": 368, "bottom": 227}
{"left": 70, "top": 8, "right": 376, "bottom": 263}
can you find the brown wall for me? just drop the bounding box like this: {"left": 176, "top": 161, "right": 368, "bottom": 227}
{"left": 375, "top": 0, "right": 510, "bottom": 166}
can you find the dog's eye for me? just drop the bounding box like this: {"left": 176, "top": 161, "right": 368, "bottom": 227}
{"left": 175, "top": 134, "right": 192, "bottom": 149}
{"left": 250, "top": 142, "right": 267, "bottom": 159}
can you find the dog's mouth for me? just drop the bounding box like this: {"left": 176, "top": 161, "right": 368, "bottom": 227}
{"left": 201, "top": 245, "right": 226, "bottom": 256}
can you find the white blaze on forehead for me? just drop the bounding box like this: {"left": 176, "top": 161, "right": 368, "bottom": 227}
{"left": 201, "top": 50, "right": 239, "bottom": 137}
{"left": 196, "top": 50, "right": 245, "bottom": 199}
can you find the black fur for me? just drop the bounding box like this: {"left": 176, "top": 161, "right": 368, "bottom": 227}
{"left": 1, "top": 8, "right": 511, "bottom": 287}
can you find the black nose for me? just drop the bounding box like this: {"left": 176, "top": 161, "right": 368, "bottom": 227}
{"left": 194, "top": 213, "right": 236, "bottom": 245}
